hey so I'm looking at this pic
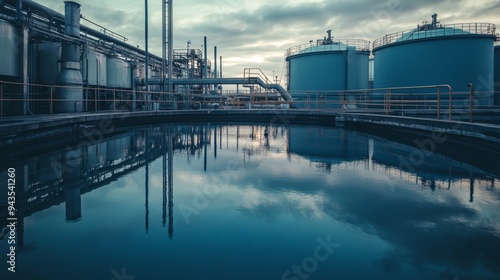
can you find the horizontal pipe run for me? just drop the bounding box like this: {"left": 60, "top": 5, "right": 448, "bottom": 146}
{"left": 141, "top": 78, "right": 293, "bottom": 101}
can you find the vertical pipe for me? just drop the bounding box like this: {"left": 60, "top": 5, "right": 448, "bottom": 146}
{"left": 145, "top": 0, "right": 149, "bottom": 92}
{"left": 204, "top": 36, "right": 208, "bottom": 94}
{"left": 16, "top": 0, "right": 23, "bottom": 20}
{"left": 55, "top": 1, "right": 83, "bottom": 113}
{"left": 203, "top": 36, "right": 208, "bottom": 79}
{"left": 131, "top": 62, "right": 136, "bottom": 111}
{"left": 214, "top": 46, "right": 217, "bottom": 92}
{"left": 21, "top": 25, "right": 28, "bottom": 115}
{"left": 167, "top": 0, "right": 173, "bottom": 93}
{"left": 161, "top": 0, "right": 166, "bottom": 95}
{"left": 145, "top": 129, "right": 149, "bottom": 232}
{"left": 219, "top": 55, "right": 222, "bottom": 94}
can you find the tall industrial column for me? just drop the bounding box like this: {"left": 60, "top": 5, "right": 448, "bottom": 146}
{"left": 162, "top": 0, "right": 173, "bottom": 96}
{"left": 55, "top": 1, "right": 83, "bottom": 113}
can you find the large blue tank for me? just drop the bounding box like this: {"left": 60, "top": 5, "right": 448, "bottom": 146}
{"left": 373, "top": 14, "right": 496, "bottom": 105}
{"left": 495, "top": 44, "right": 500, "bottom": 105}
{"left": 285, "top": 31, "right": 370, "bottom": 102}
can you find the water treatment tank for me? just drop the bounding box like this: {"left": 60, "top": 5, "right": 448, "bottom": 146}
{"left": 285, "top": 30, "right": 370, "bottom": 96}
{"left": 373, "top": 14, "right": 496, "bottom": 99}
{"left": 34, "top": 42, "right": 61, "bottom": 85}
{"left": 83, "top": 50, "right": 107, "bottom": 87}
{"left": 106, "top": 57, "right": 131, "bottom": 88}
{"left": 0, "top": 19, "right": 19, "bottom": 77}
{"left": 495, "top": 44, "right": 500, "bottom": 105}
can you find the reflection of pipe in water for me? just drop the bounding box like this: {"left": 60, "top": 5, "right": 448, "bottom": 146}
{"left": 65, "top": 183, "right": 81, "bottom": 222}
{"left": 62, "top": 150, "right": 83, "bottom": 223}
{"left": 204, "top": 126, "right": 207, "bottom": 172}
{"left": 368, "top": 137, "right": 374, "bottom": 171}
{"left": 237, "top": 126, "right": 240, "bottom": 152}
{"left": 168, "top": 125, "right": 174, "bottom": 239}
{"left": 470, "top": 174, "right": 474, "bottom": 203}
{"left": 162, "top": 127, "right": 167, "bottom": 227}
{"left": 264, "top": 127, "right": 270, "bottom": 149}
{"left": 145, "top": 129, "right": 149, "bottom": 233}
{"left": 220, "top": 126, "right": 223, "bottom": 150}
{"left": 214, "top": 125, "right": 217, "bottom": 159}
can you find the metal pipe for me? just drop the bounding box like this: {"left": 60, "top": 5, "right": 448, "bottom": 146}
{"left": 55, "top": 1, "right": 83, "bottom": 113}
{"left": 167, "top": 0, "right": 173, "bottom": 93}
{"left": 219, "top": 55, "right": 222, "bottom": 94}
{"left": 16, "top": 0, "right": 22, "bottom": 20}
{"left": 214, "top": 46, "right": 217, "bottom": 92}
{"left": 143, "top": 77, "right": 293, "bottom": 101}
{"left": 144, "top": 0, "right": 149, "bottom": 92}
{"left": 21, "top": 22, "right": 28, "bottom": 115}
{"left": 203, "top": 36, "right": 208, "bottom": 94}
{"left": 214, "top": 46, "right": 217, "bottom": 79}
{"left": 7, "top": 0, "right": 164, "bottom": 62}
{"left": 131, "top": 61, "right": 136, "bottom": 111}
{"left": 64, "top": 1, "right": 80, "bottom": 37}
{"left": 161, "top": 0, "right": 166, "bottom": 94}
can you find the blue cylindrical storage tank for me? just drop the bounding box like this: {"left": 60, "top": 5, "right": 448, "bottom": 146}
{"left": 373, "top": 17, "right": 496, "bottom": 105}
{"left": 494, "top": 44, "right": 500, "bottom": 105}
{"left": 285, "top": 32, "right": 370, "bottom": 107}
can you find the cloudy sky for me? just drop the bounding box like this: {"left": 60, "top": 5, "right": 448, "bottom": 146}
{"left": 37, "top": 0, "right": 499, "bottom": 85}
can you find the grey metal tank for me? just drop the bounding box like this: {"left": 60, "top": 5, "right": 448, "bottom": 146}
{"left": 0, "top": 19, "right": 19, "bottom": 77}
{"left": 83, "top": 50, "right": 107, "bottom": 87}
{"left": 33, "top": 42, "right": 61, "bottom": 85}
{"left": 106, "top": 56, "right": 132, "bottom": 89}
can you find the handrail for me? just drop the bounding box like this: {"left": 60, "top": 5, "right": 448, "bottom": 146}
{"left": 373, "top": 22, "right": 496, "bottom": 49}
{"left": 3, "top": 80, "right": 498, "bottom": 123}
{"left": 285, "top": 39, "right": 371, "bottom": 57}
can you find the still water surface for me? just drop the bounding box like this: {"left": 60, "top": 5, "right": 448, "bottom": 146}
{"left": 0, "top": 123, "right": 499, "bottom": 280}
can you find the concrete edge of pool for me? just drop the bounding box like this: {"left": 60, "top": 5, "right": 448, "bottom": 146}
{"left": 0, "top": 109, "right": 499, "bottom": 150}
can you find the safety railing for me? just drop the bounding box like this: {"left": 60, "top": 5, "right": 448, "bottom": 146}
{"left": 373, "top": 22, "right": 496, "bottom": 49}
{"left": 243, "top": 68, "right": 273, "bottom": 85}
{"left": 1, "top": 80, "right": 498, "bottom": 123}
{"left": 285, "top": 39, "right": 371, "bottom": 57}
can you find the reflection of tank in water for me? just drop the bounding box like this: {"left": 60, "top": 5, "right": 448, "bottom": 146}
{"left": 86, "top": 142, "right": 107, "bottom": 169}
{"left": 288, "top": 126, "right": 369, "bottom": 162}
{"left": 106, "top": 135, "right": 131, "bottom": 162}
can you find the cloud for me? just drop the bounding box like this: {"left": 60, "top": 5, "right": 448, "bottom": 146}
{"left": 34, "top": 0, "right": 499, "bottom": 81}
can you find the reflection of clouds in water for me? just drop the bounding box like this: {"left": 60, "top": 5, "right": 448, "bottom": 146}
{"left": 240, "top": 187, "right": 280, "bottom": 209}
{"left": 236, "top": 187, "right": 327, "bottom": 220}
{"left": 285, "top": 192, "right": 326, "bottom": 219}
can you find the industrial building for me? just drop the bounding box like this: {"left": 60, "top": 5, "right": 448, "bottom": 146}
{"left": 0, "top": 0, "right": 290, "bottom": 116}
{"left": 0, "top": 1, "right": 499, "bottom": 115}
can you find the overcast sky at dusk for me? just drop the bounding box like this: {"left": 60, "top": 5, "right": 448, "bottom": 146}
{"left": 37, "top": 0, "right": 500, "bottom": 85}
